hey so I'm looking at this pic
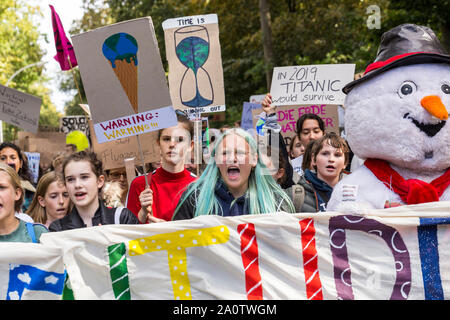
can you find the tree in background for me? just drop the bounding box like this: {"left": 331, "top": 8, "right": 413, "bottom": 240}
{"left": 58, "top": 0, "right": 450, "bottom": 127}
{"left": 0, "top": 0, "right": 61, "bottom": 141}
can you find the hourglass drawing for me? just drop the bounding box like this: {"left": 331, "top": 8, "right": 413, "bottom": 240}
{"left": 174, "top": 25, "right": 214, "bottom": 108}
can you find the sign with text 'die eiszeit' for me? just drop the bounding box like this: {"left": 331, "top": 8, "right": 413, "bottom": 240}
{"left": 72, "top": 17, "right": 177, "bottom": 143}
{"left": 162, "top": 14, "right": 226, "bottom": 115}
{"left": 270, "top": 64, "right": 355, "bottom": 106}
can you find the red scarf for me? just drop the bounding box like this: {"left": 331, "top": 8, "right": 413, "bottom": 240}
{"left": 364, "top": 158, "right": 450, "bottom": 205}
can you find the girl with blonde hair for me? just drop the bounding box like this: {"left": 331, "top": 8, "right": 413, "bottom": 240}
{"left": 26, "top": 171, "right": 71, "bottom": 228}
{"left": 0, "top": 162, "right": 47, "bottom": 243}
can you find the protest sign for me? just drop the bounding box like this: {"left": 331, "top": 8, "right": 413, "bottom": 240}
{"left": 60, "top": 115, "right": 90, "bottom": 137}
{"left": 89, "top": 120, "right": 160, "bottom": 170}
{"left": 163, "top": 14, "right": 226, "bottom": 115}
{"left": 0, "top": 84, "right": 41, "bottom": 133}
{"left": 38, "top": 201, "right": 450, "bottom": 300}
{"left": 270, "top": 64, "right": 355, "bottom": 106}
{"left": 241, "top": 102, "right": 262, "bottom": 130}
{"left": 0, "top": 243, "right": 65, "bottom": 300}
{"left": 249, "top": 94, "right": 266, "bottom": 104}
{"left": 72, "top": 17, "right": 177, "bottom": 143}
{"left": 17, "top": 130, "right": 66, "bottom": 170}
{"left": 24, "top": 152, "right": 40, "bottom": 184}
{"left": 252, "top": 104, "right": 340, "bottom": 147}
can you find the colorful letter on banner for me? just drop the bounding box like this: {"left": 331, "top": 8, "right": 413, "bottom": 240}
{"left": 299, "top": 218, "right": 323, "bottom": 300}
{"left": 108, "top": 243, "right": 131, "bottom": 300}
{"left": 328, "top": 215, "right": 411, "bottom": 300}
{"left": 128, "top": 226, "right": 229, "bottom": 300}
{"left": 417, "top": 217, "right": 450, "bottom": 300}
{"left": 7, "top": 264, "right": 65, "bottom": 300}
{"left": 237, "top": 223, "right": 263, "bottom": 300}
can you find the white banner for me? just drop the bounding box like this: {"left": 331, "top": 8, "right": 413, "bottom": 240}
{"left": 34, "top": 201, "right": 450, "bottom": 300}
{"left": 0, "top": 243, "right": 65, "bottom": 300}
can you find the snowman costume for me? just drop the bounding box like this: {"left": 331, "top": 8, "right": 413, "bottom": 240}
{"left": 327, "top": 24, "right": 450, "bottom": 212}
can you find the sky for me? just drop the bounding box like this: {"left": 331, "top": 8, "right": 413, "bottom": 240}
{"left": 29, "top": 0, "right": 85, "bottom": 112}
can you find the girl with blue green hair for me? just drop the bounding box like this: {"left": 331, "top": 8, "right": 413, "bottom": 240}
{"left": 172, "top": 128, "right": 295, "bottom": 220}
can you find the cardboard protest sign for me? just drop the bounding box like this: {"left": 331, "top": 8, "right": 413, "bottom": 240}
{"left": 17, "top": 130, "right": 67, "bottom": 170}
{"left": 24, "top": 152, "right": 40, "bottom": 184}
{"left": 163, "top": 14, "right": 226, "bottom": 115}
{"left": 252, "top": 104, "right": 340, "bottom": 148}
{"left": 72, "top": 17, "right": 177, "bottom": 143}
{"left": 39, "top": 202, "right": 450, "bottom": 300}
{"left": 270, "top": 64, "right": 355, "bottom": 106}
{"left": 0, "top": 243, "right": 65, "bottom": 300}
{"left": 89, "top": 120, "right": 160, "bottom": 170}
{"left": 0, "top": 84, "right": 41, "bottom": 133}
{"left": 60, "top": 115, "right": 90, "bottom": 137}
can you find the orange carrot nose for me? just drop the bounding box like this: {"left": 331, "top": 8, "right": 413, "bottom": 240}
{"left": 420, "top": 95, "right": 448, "bottom": 120}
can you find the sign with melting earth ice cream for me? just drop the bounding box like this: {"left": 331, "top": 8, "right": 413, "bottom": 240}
{"left": 72, "top": 17, "right": 177, "bottom": 143}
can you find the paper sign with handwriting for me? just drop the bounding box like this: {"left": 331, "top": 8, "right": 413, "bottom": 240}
{"left": 0, "top": 84, "right": 41, "bottom": 133}
{"left": 270, "top": 64, "right": 355, "bottom": 106}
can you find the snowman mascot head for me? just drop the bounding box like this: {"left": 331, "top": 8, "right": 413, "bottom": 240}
{"left": 327, "top": 24, "right": 450, "bottom": 211}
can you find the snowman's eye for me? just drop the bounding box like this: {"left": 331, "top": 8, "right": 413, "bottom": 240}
{"left": 398, "top": 81, "right": 417, "bottom": 98}
{"left": 442, "top": 84, "right": 450, "bottom": 94}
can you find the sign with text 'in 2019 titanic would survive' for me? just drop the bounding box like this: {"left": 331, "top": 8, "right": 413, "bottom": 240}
{"left": 72, "top": 17, "right": 177, "bottom": 143}
{"left": 270, "top": 64, "right": 355, "bottom": 106}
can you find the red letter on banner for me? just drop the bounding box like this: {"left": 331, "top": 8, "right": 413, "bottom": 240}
{"left": 299, "top": 218, "right": 323, "bottom": 300}
{"left": 237, "top": 223, "right": 263, "bottom": 300}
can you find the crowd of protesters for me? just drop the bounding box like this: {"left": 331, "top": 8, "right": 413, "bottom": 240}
{"left": 0, "top": 94, "right": 358, "bottom": 243}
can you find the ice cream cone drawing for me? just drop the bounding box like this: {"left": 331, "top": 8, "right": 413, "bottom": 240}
{"left": 102, "top": 33, "right": 139, "bottom": 113}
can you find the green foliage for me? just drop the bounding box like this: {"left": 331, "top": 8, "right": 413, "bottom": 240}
{"left": 58, "top": 0, "right": 450, "bottom": 128}
{"left": 0, "top": 0, "right": 60, "bottom": 141}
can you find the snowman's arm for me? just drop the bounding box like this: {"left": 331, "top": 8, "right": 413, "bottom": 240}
{"left": 327, "top": 166, "right": 396, "bottom": 213}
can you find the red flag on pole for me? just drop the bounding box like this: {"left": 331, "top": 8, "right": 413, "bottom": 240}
{"left": 50, "top": 4, "right": 78, "bottom": 71}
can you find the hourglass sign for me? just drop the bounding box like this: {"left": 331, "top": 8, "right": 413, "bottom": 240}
{"left": 175, "top": 25, "right": 214, "bottom": 108}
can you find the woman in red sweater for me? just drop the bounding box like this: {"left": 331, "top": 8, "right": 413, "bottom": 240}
{"left": 126, "top": 111, "right": 196, "bottom": 222}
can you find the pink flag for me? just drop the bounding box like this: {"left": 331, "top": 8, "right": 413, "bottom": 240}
{"left": 50, "top": 4, "right": 78, "bottom": 71}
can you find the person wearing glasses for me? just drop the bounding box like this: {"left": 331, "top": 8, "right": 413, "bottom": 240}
{"left": 103, "top": 167, "right": 128, "bottom": 207}
{"left": 172, "top": 128, "right": 295, "bottom": 220}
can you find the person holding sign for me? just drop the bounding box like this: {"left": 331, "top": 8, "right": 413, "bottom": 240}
{"left": 49, "top": 151, "right": 140, "bottom": 231}
{"left": 172, "top": 128, "right": 295, "bottom": 220}
{"left": 125, "top": 111, "right": 196, "bottom": 223}
{"left": 0, "top": 163, "right": 48, "bottom": 243}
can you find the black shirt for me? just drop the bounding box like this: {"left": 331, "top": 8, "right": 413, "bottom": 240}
{"left": 49, "top": 199, "right": 139, "bottom": 231}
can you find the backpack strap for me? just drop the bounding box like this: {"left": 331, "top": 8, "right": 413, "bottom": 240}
{"left": 25, "top": 222, "right": 37, "bottom": 243}
{"left": 114, "top": 206, "right": 124, "bottom": 224}
{"left": 291, "top": 184, "right": 305, "bottom": 212}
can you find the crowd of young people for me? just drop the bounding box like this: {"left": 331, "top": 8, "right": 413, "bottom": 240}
{"left": 0, "top": 97, "right": 354, "bottom": 243}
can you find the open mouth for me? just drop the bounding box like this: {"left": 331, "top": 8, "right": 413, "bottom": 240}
{"left": 403, "top": 113, "right": 446, "bottom": 137}
{"left": 326, "top": 165, "right": 336, "bottom": 171}
{"left": 75, "top": 192, "right": 86, "bottom": 199}
{"left": 227, "top": 166, "right": 240, "bottom": 180}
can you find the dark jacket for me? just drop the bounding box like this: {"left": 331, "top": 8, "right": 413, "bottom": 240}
{"left": 287, "top": 169, "right": 333, "bottom": 213}
{"left": 49, "top": 199, "right": 139, "bottom": 231}
{"left": 173, "top": 180, "right": 292, "bottom": 220}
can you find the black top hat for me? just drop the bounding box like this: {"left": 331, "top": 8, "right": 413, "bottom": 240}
{"left": 343, "top": 24, "right": 450, "bottom": 94}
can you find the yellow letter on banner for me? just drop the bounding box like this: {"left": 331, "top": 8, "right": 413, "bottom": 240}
{"left": 129, "top": 225, "right": 230, "bottom": 300}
